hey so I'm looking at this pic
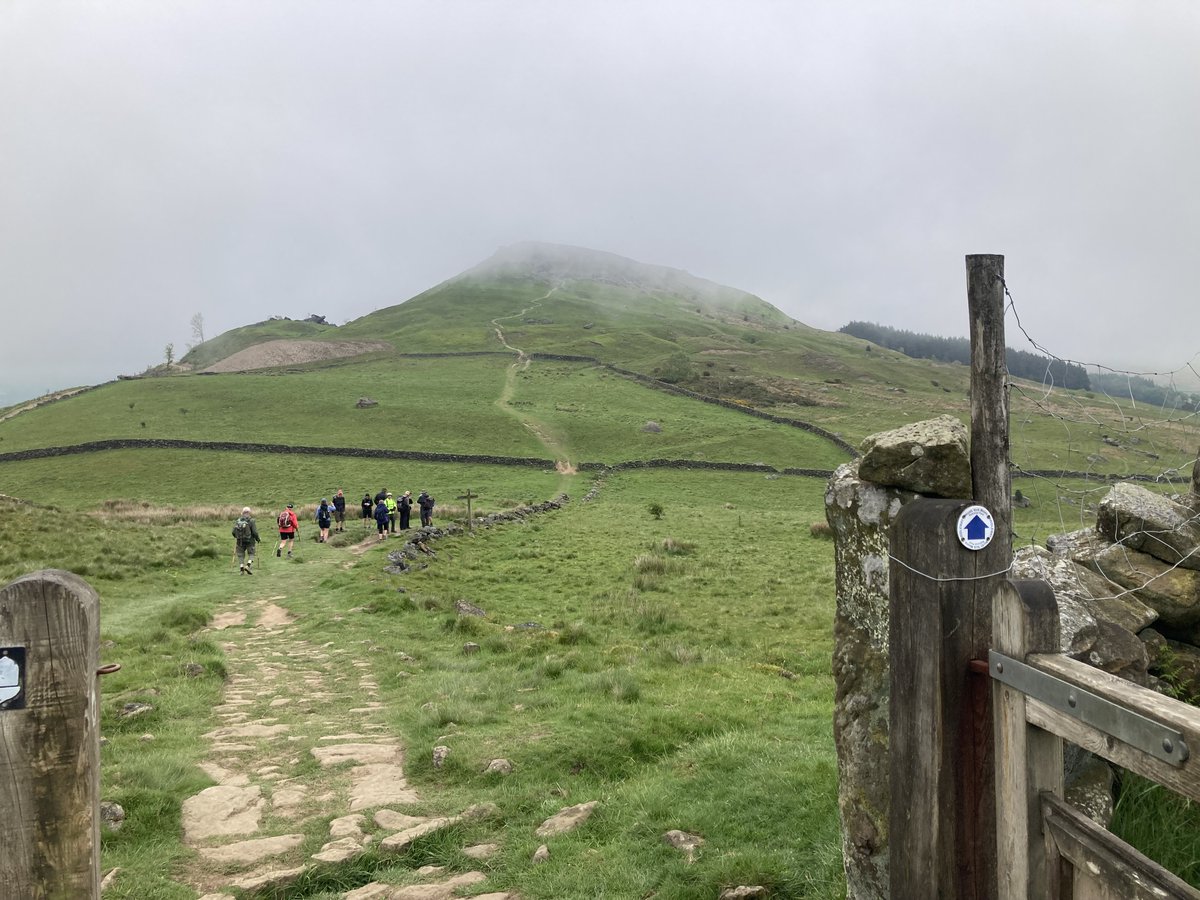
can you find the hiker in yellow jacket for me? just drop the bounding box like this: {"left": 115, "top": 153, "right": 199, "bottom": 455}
{"left": 384, "top": 492, "right": 398, "bottom": 534}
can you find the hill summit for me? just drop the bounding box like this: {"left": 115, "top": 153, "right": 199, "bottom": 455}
{"left": 461, "top": 241, "right": 779, "bottom": 313}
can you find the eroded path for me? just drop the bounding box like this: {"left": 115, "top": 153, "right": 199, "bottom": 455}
{"left": 180, "top": 587, "right": 515, "bottom": 900}
{"left": 491, "top": 289, "right": 578, "bottom": 480}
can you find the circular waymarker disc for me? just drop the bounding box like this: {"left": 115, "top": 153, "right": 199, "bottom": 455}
{"left": 956, "top": 505, "right": 995, "bottom": 551}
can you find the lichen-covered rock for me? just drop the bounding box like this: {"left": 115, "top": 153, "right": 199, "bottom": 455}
{"left": 856, "top": 415, "right": 971, "bottom": 498}
{"left": 1045, "top": 528, "right": 1111, "bottom": 561}
{"left": 1013, "top": 546, "right": 1153, "bottom": 682}
{"left": 1076, "top": 541, "right": 1200, "bottom": 631}
{"left": 825, "top": 459, "right": 918, "bottom": 900}
{"left": 1096, "top": 483, "right": 1200, "bottom": 571}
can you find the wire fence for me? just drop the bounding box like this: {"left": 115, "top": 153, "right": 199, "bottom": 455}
{"left": 999, "top": 276, "right": 1200, "bottom": 625}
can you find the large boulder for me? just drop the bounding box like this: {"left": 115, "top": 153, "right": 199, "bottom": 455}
{"left": 856, "top": 415, "right": 971, "bottom": 499}
{"left": 1096, "top": 483, "right": 1200, "bottom": 571}
{"left": 1016, "top": 544, "right": 1155, "bottom": 682}
{"left": 825, "top": 458, "right": 918, "bottom": 900}
{"left": 1075, "top": 542, "right": 1200, "bottom": 632}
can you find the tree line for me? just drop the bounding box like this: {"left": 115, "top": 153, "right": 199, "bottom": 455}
{"left": 840, "top": 321, "right": 1090, "bottom": 389}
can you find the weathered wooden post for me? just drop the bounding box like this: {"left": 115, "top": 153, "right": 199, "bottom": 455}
{"left": 457, "top": 489, "right": 479, "bottom": 532}
{"left": 0, "top": 569, "right": 102, "bottom": 899}
{"left": 889, "top": 255, "right": 1012, "bottom": 899}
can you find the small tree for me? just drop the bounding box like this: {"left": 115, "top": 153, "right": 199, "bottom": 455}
{"left": 190, "top": 312, "right": 205, "bottom": 347}
{"left": 648, "top": 502, "right": 664, "bottom": 520}
{"left": 164, "top": 343, "right": 174, "bottom": 366}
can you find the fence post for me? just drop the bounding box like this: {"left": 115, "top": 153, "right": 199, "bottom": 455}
{"left": 992, "top": 579, "right": 1063, "bottom": 900}
{"left": 0, "top": 569, "right": 102, "bottom": 899}
{"left": 890, "top": 499, "right": 999, "bottom": 900}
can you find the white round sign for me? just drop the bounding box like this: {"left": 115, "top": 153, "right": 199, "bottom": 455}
{"left": 956, "top": 505, "right": 995, "bottom": 551}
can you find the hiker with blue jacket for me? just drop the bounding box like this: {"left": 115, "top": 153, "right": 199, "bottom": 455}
{"left": 232, "top": 507, "right": 261, "bottom": 575}
{"left": 316, "top": 499, "right": 333, "bottom": 543}
{"left": 373, "top": 497, "right": 390, "bottom": 541}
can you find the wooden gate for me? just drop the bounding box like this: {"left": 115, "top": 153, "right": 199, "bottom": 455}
{"left": 991, "top": 578, "right": 1200, "bottom": 899}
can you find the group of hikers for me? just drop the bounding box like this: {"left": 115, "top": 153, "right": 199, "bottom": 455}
{"left": 231, "top": 487, "right": 436, "bottom": 574}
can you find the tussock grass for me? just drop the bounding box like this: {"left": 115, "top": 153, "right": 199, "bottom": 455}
{"left": 809, "top": 520, "right": 834, "bottom": 539}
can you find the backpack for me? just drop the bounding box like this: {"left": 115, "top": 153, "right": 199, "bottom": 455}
{"left": 277, "top": 510, "right": 291, "bottom": 531}
{"left": 233, "top": 517, "right": 252, "bottom": 543}
{"left": 317, "top": 506, "right": 331, "bottom": 526}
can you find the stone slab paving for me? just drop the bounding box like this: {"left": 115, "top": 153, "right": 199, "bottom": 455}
{"left": 177, "top": 591, "right": 514, "bottom": 898}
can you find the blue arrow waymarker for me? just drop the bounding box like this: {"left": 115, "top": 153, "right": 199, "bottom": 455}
{"left": 956, "top": 505, "right": 994, "bottom": 550}
{"left": 965, "top": 515, "right": 988, "bottom": 541}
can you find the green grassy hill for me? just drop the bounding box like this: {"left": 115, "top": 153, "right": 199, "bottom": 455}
{"left": 3, "top": 242, "right": 1197, "bottom": 898}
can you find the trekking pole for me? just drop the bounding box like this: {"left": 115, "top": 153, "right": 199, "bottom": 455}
{"left": 231, "top": 544, "right": 238, "bottom": 573}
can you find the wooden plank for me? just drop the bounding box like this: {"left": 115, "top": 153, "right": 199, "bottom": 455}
{"left": 992, "top": 579, "right": 1062, "bottom": 900}
{"left": 890, "top": 498, "right": 996, "bottom": 900}
{"left": 0, "top": 569, "right": 101, "bottom": 899}
{"left": 1023, "top": 653, "right": 1200, "bottom": 803}
{"left": 1040, "top": 792, "right": 1199, "bottom": 899}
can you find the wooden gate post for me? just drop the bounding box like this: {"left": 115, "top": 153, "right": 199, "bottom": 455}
{"left": 992, "top": 579, "right": 1062, "bottom": 900}
{"left": 889, "top": 256, "right": 1014, "bottom": 898}
{"left": 0, "top": 569, "right": 102, "bottom": 899}
{"left": 890, "top": 499, "right": 1001, "bottom": 899}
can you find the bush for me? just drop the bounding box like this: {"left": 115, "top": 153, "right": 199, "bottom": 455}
{"left": 809, "top": 521, "right": 834, "bottom": 540}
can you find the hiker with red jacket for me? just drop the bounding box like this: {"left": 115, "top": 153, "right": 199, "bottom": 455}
{"left": 277, "top": 503, "right": 299, "bottom": 558}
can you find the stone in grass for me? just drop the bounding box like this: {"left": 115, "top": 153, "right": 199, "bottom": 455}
{"left": 463, "top": 642, "right": 481, "bottom": 655}
{"left": 483, "top": 758, "right": 513, "bottom": 775}
{"left": 535, "top": 800, "right": 599, "bottom": 837}
{"left": 433, "top": 745, "right": 451, "bottom": 768}
{"left": 119, "top": 702, "right": 154, "bottom": 719}
{"left": 455, "top": 599, "right": 487, "bottom": 617}
{"left": 100, "top": 801, "right": 126, "bottom": 832}
{"left": 663, "top": 829, "right": 705, "bottom": 864}
{"left": 532, "top": 844, "right": 551, "bottom": 863}
{"left": 719, "top": 887, "right": 768, "bottom": 900}
{"left": 463, "top": 842, "right": 499, "bottom": 860}
{"left": 642, "top": 421, "right": 663, "bottom": 433}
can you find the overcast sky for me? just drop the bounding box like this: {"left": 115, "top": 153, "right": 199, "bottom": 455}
{"left": 2, "top": 1, "right": 1198, "bottom": 404}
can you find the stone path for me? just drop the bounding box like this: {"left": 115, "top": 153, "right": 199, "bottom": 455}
{"left": 180, "top": 591, "right": 517, "bottom": 900}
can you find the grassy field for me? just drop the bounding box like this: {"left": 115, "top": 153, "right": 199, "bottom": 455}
{"left": 0, "top": 464, "right": 844, "bottom": 899}
{"left": 4, "top": 249, "right": 1199, "bottom": 896}
{"left": 0, "top": 357, "right": 849, "bottom": 472}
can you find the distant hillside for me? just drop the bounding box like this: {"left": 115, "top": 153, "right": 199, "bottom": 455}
{"left": 839, "top": 321, "right": 1091, "bottom": 390}
{"left": 181, "top": 318, "right": 339, "bottom": 369}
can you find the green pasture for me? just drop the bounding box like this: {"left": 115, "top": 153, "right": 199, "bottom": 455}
{"left": 0, "top": 356, "right": 853, "bottom": 471}
{"left": 0, "top": 463, "right": 844, "bottom": 899}
{"left": 0, "top": 449, "right": 568, "bottom": 512}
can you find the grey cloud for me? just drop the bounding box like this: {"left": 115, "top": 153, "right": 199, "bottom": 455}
{"left": 2, "top": 0, "right": 1198, "bottom": 402}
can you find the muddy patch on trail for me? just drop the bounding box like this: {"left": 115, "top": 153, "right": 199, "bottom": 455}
{"left": 212, "top": 611, "right": 248, "bottom": 630}
{"left": 258, "top": 603, "right": 295, "bottom": 628}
